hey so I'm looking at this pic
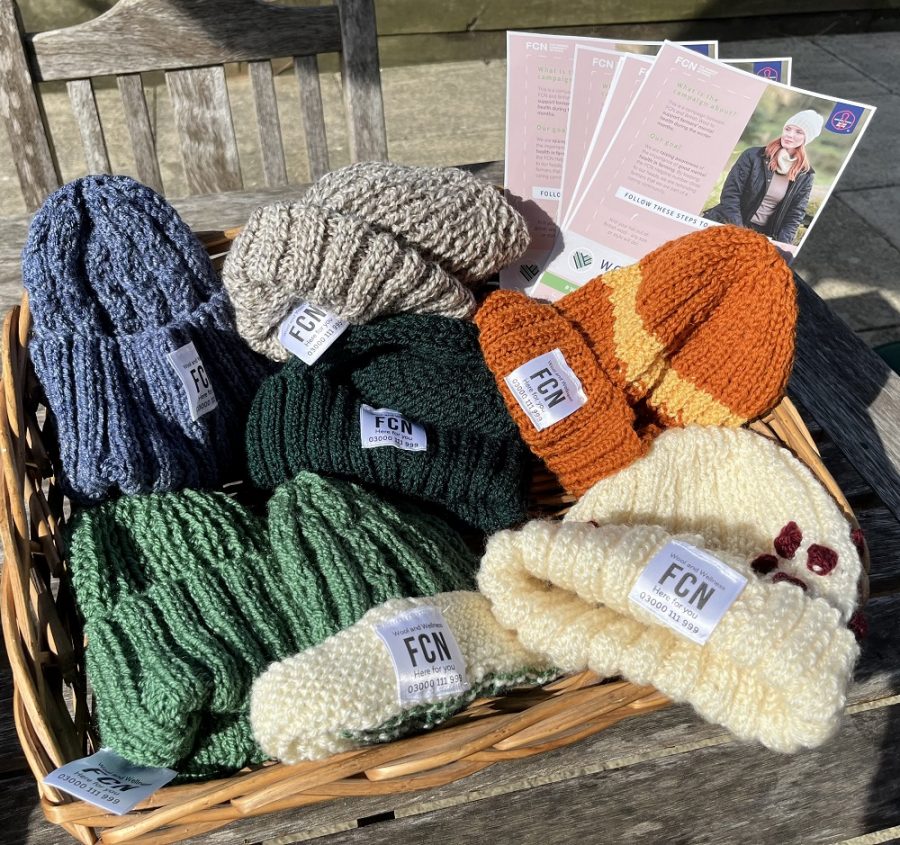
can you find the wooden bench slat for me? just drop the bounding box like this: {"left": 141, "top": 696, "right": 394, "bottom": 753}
{"left": 27, "top": 0, "right": 342, "bottom": 83}
{"left": 791, "top": 278, "right": 900, "bottom": 524}
{"left": 165, "top": 65, "right": 242, "bottom": 195}
{"left": 116, "top": 73, "right": 164, "bottom": 194}
{"left": 337, "top": 0, "right": 388, "bottom": 162}
{"left": 66, "top": 78, "right": 111, "bottom": 175}
{"left": 294, "top": 55, "right": 330, "bottom": 181}
{"left": 0, "top": 0, "right": 59, "bottom": 210}
{"left": 248, "top": 60, "right": 288, "bottom": 188}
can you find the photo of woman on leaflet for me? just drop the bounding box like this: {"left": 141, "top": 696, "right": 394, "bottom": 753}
{"left": 703, "top": 109, "right": 824, "bottom": 257}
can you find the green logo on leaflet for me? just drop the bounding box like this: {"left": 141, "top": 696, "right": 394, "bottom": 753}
{"left": 570, "top": 250, "right": 593, "bottom": 271}
{"left": 520, "top": 264, "right": 539, "bottom": 281}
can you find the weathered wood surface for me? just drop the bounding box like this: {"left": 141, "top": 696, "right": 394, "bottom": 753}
{"left": 27, "top": 0, "right": 341, "bottom": 82}
{"left": 116, "top": 74, "right": 164, "bottom": 195}
{"left": 66, "top": 80, "right": 110, "bottom": 175}
{"left": 0, "top": 0, "right": 59, "bottom": 211}
{"left": 248, "top": 60, "right": 288, "bottom": 189}
{"left": 338, "top": 0, "right": 389, "bottom": 162}
{"left": 294, "top": 55, "right": 330, "bottom": 182}
{"left": 165, "top": 66, "right": 243, "bottom": 195}
{"left": 790, "top": 277, "right": 900, "bottom": 524}
{"left": 302, "top": 703, "right": 900, "bottom": 845}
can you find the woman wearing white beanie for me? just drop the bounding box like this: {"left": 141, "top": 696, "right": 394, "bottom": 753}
{"left": 703, "top": 108, "right": 824, "bottom": 253}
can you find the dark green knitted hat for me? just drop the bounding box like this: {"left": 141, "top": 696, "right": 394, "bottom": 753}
{"left": 68, "top": 472, "right": 477, "bottom": 779}
{"left": 334, "top": 315, "right": 518, "bottom": 440}
{"left": 247, "top": 314, "right": 528, "bottom": 531}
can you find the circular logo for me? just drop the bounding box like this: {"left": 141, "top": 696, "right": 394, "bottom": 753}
{"left": 568, "top": 248, "right": 595, "bottom": 272}
{"left": 831, "top": 110, "right": 856, "bottom": 132}
{"left": 756, "top": 66, "right": 779, "bottom": 80}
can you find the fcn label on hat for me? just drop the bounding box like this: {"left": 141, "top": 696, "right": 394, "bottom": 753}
{"left": 504, "top": 348, "right": 587, "bottom": 431}
{"left": 166, "top": 341, "right": 217, "bottom": 421}
{"left": 360, "top": 405, "right": 427, "bottom": 451}
{"left": 629, "top": 540, "right": 748, "bottom": 645}
{"left": 278, "top": 301, "right": 349, "bottom": 365}
{"left": 43, "top": 749, "right": 176, "bottom": 815}
{"left": 375, "top": 606, "right": 470, "bottom": 705}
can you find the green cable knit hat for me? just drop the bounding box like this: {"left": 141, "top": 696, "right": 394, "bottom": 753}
{"left": 68, "top": 473, "right": 477, "bottom": 779}
{"left": 247, "top": 314, "right": 528, "bottom": 531}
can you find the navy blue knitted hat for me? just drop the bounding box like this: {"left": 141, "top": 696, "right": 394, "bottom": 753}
{"left": 22, "top": 175, "right": 274, "bottom": 504}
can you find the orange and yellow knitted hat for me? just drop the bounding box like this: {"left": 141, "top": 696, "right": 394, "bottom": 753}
{"left": 476, "top": 226, "right": 797, "bottom": 495}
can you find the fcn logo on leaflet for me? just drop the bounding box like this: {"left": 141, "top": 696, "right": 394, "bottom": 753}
{"left": 831, "top": 110, "right": 856, "bottom": 131}
{"left": 826, "top": 102, "right": 865, "bottom": 135}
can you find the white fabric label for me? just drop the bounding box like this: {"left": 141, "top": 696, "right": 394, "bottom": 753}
{"left": 43, "top": 749, "right": 176, "bottom": 815}
{"left": 628, "top": 540, "right": 748, "bottom": 645}
{"left": 374, "top": 606, "right": 470, "bottom": 704}
{"left": 359, "top": 404, "right": 427, "bottom": 451}
{"left": 503, "top": 348, "right": 587, "bottom": 431}
{"left": 278, "top": 301, "right": 349, "bottom": 364}
{"left": 166, "top": 341, "right": 217, "bottom": 421}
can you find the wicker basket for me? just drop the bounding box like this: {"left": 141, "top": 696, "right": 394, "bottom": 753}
{"left": 0, "top": 229, "right": 870, "bottom": 845}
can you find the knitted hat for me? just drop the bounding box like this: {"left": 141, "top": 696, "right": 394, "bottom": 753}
{"left": 222, "top": 202, "right": 476, "bottom": 360}
{"left": 250, "top": 592, "right": 558, "bottom": 762}
{"left": 323, "top": 314, "right": 518, "bottom": 439}
{"left": 68, "top": 472, "right": 477, "bottom": 778}
{"left": 784, "top": 110, "right": 824, "bottom": 144}
{"left": 22, "top": 175, "right": 273, "bottom": 504}
{"left": 303, "top": 162, "right": 531, "bottom": 285}
{"left": 476, "top": 226, "right": 796, "bottom": 494}
{"left": 246, "top": 318, "right": 528, "bottom": 532}
{"left": 478, "top": 520, "right": 859, "bottom": 752}
{"left": 566, "top": 427, "right": 864, "bottom": 623}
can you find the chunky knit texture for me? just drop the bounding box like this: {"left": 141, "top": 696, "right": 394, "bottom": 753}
{"left": 246, "top": 317, "right": 528, "bottom": 531}
{"left": 476, "top": 226, "right": 797, "bottom": 494}
{"left": 303, "top": 162, "right": 530, "bottom": 285}
{"left": 222, "top": 202, "right": 476, "bottom": 360}
{"left": 478, "top": 520, "right": 859, "bottom": 752}
{"left": 317, "top": 315, "right": 517, "bottom": 439}
{"left": 250, "top": 592, "right": 558, "bottom": 762}
{"left": 22, "top": 175, "right": 272, "bottom": 504}
{"left": 566, "top": 426, "right": 864, "bottom": 624}
{"left": 68, "top": 473, "right": 477, "bottom": 778}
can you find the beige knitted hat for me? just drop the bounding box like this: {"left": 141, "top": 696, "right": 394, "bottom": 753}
{"left": 222, "top": 202, "right": 476, "bottom": 360}
{"left": 478, "top": 520, "right": 859, "bottom": 752}
{"left": 566, "top": 426, "right": 864, "bottom": 623}
{"left": 250, "top": 592, "right": 557, "bottom": 762}
{"left": 303, "top": 162, "right": 530, "bottom": 285}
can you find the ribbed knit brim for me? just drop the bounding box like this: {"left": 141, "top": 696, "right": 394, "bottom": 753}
{"left": 247, "top": 355, "right": 528, "bottom": 532}
{"left": 303, "top": 162, "right": 530, "bottom": 285}
{"left": 251, "top": 592, "right": 557, "bottom": 762}
{"left": 22, "top": 175, "right": 273, "bottom": 504}
{"left": 69, "top": 473, "right": 478, "bottom": 778}
{"left": 478, "top": 520, "right": 859, "bottom": 752}
{"left": 222, "top": 201, "right": 477, "bottom": 361}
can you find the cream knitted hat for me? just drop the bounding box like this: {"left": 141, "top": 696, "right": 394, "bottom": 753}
{"left": 566, "top": 426, "right": 863, "bottom": 623}
{"left": 478, "top": 521, "right": 859, "bottom": 752}
{"left": 222, "top": 202, "right": 476, "bottom": 359}
{"left": 784, "top": 110, "right": 824, "bottom": 144}
{"left": 303, "top": 162, "right": 531, "bottom": 285}
{"left": 250, "top": 592, "right": 557, "bottom": 762}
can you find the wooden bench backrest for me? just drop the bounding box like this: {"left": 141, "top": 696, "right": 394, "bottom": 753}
{"left": 0, "top": 0, "right": 388, "bottom": 210}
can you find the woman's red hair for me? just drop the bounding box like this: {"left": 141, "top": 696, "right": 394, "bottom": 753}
{"left": 764, "top": 137, "right": 810, "bottom": 181}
